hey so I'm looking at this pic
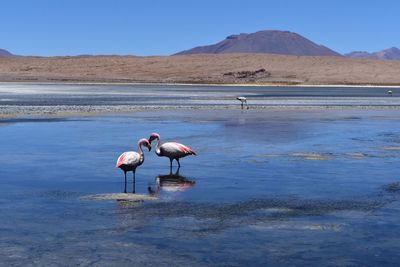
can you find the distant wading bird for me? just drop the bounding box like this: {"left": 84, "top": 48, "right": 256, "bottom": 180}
{"left": 388, "top": 90, "right": 393, "bottom": 97}
{"left": 148, "top": 133, "right": 197, "bottom": 169}
{"left": 116, "top": 138, "right": 151, "bottom": 193}
{"left": 236, "top": 96, "right": 249, "bottom": 109}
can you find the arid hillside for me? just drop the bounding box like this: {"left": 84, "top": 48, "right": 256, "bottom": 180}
{"left": 1, "top": 53, "right": 400, "bottom": 85}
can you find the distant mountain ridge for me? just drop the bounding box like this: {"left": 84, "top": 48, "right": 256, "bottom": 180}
{"left": 175, "top": 30, "right": 341, "bottom": 57}
{"left": 345, "top": 47, "right": 400, "bottom": 60}
{"left": 0, "top": 48, "right": 14, "bottom": 57}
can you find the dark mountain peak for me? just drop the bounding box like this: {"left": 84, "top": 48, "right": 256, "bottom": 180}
{"left": 175, "top": 30, "right": 340, "bottom": 57}
{"left": 226, "top": 33, "right": 247, "bottom": 40}
{"left": 0, "top": 48, "right": 14, "bottom": 57}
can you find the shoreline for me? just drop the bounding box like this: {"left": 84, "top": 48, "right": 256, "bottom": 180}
{"left": 2, "top": 104, "right": 400, "bottom": 121}
{"left": 1, "top": 82, "right": 400, "bottom": 120}
{"left": 1, "top": 81, "right": 400, "bottom": 88}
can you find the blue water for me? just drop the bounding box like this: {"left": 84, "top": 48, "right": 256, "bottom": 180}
{"left": 1, "top": 109, "right": 400, "bottom": 266}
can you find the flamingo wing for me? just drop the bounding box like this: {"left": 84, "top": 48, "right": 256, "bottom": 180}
{"left": 161, "top": 142, "right": 196, "bottom": 156}
{"left": 116, "top": 151, "right": 141, "bottom": 168}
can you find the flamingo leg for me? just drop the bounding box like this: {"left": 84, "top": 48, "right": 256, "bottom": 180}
{"left": 124, "top": 171, "right": 127, "bottom": 193}
{"left": 177, "top": 158, "right": 181, "bottom": 168}
{"left": 241, "top": 102, "right": 244, "bottom": 109}
{"left": 132, "top": 170, "right": 136, "bottom": 194}
{"left": 169, "top": 158, "right": 173, "bottom": 170}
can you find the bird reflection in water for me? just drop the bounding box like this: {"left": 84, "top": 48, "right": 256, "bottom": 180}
{"left": 148, "top": 168, "right": 196, "bottom": 196}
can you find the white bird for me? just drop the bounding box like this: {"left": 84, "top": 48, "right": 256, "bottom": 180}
{"left": 148, "top": 133, "right": 196, "bottom": 169}
{"left": 115, "top": 138, "right": 151, "bottom": 193}
{"left": 236, "top": 96, "right": 249, "bottom": 109}
{"left": 388, "top": 90, "right": 393, "bottom": 96}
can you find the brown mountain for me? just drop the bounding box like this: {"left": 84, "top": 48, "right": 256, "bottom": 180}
{"left": 0, "top": 48, "right": 14, "bottom": 57}
{"left": 345, "top": 47, "right": 400, "bottom": 60}
{"left": 175, "top": 30, "right": 341, "bottom": 56}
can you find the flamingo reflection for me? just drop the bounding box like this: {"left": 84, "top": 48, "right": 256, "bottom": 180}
{"left": 148, "top": 168, "right": 196, "bottom": 196}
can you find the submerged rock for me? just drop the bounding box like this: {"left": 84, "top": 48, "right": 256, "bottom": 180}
{"left": 383, "top": 182, "right": 400, "bottom": 193}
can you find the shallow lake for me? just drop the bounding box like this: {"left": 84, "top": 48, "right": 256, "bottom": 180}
{"left": 1, "top": 109, "right": 400, "bottom": 266}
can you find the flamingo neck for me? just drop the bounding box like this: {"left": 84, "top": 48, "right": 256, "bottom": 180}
{"left": 137, "top": 141, "right": 145, "bottom": 155}
{"left": 156, "top": 138, "right": 161, "bottom": 149}
{"left": 155, "top": 137, "right": 161, "bottom": 155}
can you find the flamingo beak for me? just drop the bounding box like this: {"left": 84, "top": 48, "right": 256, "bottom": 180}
{"left": 148, "top": 144, "right": 152, "bottom": 152}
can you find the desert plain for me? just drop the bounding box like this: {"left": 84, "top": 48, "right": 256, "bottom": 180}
{"left": 1, "top": 53, "right": 400, "bottom": 85}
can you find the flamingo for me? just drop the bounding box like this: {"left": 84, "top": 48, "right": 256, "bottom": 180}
{"left": 148, "top": 132, "right": 196, "bottom": 169}
{"left": 236, "top": 96, "right": 249, "bottom": 109}
{"left": 116, "top": 138, "right": 151, "bottom": 193}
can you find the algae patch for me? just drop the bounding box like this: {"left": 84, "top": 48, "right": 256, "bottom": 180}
{"left": 381, "top": 146, "right": 400, "bottom": 151}
{"left": 289, "top": 152, "right": 330, "bottom": 160}
{"left": 345, "top": 152, "right": 366, "bottom": 160}
{"left": 80, "top": 193, "right": 158, "bottom": 201}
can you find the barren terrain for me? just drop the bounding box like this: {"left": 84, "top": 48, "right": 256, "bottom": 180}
{"left": 1, "top": 54, "right": 400, "bottom": 85}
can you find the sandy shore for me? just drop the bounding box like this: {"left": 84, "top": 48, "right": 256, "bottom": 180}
{"left": 3, "top": 104, "right": 400, "bottom": 120}
{"left": 2, "top": 81, "right": 400, "bottom": 88}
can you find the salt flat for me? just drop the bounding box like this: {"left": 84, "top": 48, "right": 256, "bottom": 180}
{"left": 1, "top": 83, "right": 400, "bottom": 118}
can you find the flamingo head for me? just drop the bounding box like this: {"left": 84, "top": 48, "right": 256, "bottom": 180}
{"left": 148, "top": 132, "right": 160, "bottom": 144}
{"left": 138, "top": 138, "right": 152, "bottom": 151}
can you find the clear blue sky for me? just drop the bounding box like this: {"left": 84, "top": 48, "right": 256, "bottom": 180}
{"left": 1, "top": 0, "right": 399, "bottom": 56}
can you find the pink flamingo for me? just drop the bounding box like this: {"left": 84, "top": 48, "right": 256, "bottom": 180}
{"left": 115, "top": 138, "right": 151, "bottom": 193}
{"left": 148, "top": 133, "right": 196, "bottom": 169}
